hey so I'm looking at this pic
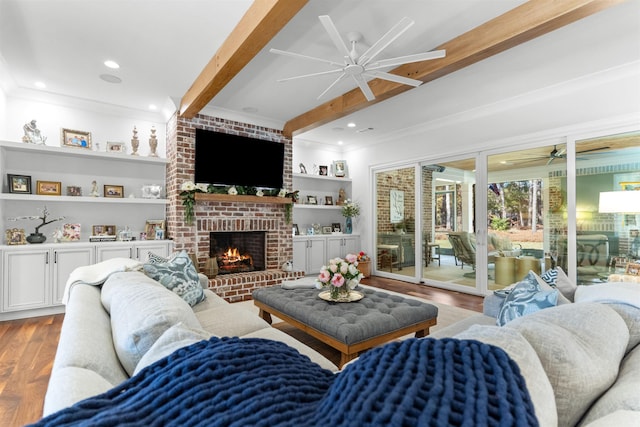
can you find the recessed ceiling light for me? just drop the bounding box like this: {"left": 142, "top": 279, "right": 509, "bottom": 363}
{"left": 104, "top": 60, "right": 120, "bottom": 69}
{"left": 347, "top": 122, "right": 356, "bottom": 128}
{"left": 99, "top": 74, "right": 122, "bottom": 84}
{"left": 337, "top": 140, "right": 344, "bottom": 145}
{"left": 34, "top": 81, "right": 46, "bottom": 89}
{"left": 149, "top": 104, "right": 157, "bottom": 111}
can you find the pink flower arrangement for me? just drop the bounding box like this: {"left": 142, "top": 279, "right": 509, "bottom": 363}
{"left": 316, "top": 253, "right": 363, "bottom": 301}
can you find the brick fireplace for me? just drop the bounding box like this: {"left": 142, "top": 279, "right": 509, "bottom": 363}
{"left": 165, "top": 112, "right": 302, "bottom": 302}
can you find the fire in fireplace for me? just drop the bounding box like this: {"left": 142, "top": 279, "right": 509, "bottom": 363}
{"left": 209, "top": 231, "right": 266, "bottom": 275}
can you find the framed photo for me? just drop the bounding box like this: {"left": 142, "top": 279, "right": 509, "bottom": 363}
{"left": 332, "top": 160, "right": 348, "bottom": 178}
{"left": 319, "top": 165, "right": 328, "bottom": 176}
{"left": 292, "top": 224, "right": 300, "bottom": 236}
{"left": 619, "top": 181, "right": 640, "bottom": 191}
{"left": 104, "top": 185, "right": 124, "bottom": 198}
{"left": 61, "top": 128, "right": 92, "bottom": 149}
{"left": 325, "top": 196, "right": 333, "bottom": 205}
{"left": 145, "top": 220, "right": 165, "bottom": 241}
{"left": 307, "top": 195, "right": 317, "bottom": 205}
{"left": 36, "top": 180, "right": 62, "bottom": 196}
{"left": 66, "top": 186, "right": 82, "bottom": 196}
{"left": 8, "top": 174, "right": 31, "bottom": 194}
{"left": 626, "top": 262, "right": 640, "bottom": 276}
{"left": 5, "top": 228, "right": 26, "bottom": 245}
{"left": 322, "top": 226, "right": 332, "bottom": 234}
{"left": 332, "top": 222, "right": 342, "bottom": 233}
{"left": 107, "top": 142, "right": 126, "bottom": 153}
{"left": 390, "top": 189, "right": 405, "bottom": 223}
{"left": 62, "top": 223, "right": 81, "bottom": 241}
{"left": 92, "top": 225, "right": 116, "bottom": 236}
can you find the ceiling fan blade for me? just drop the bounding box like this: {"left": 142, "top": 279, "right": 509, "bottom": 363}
{"left": 366, "top": 50, "right": 446, "bottom": 70}
{"left": 317, "top": 73, "right": 348, "bottom": 100}
{"left": 318, "top": 15, "right": 354, "bottom": 64}
{"left": 277, "top": 68, "right": 345, "bottom": 83}
{"left": 351, "top": 74, "right": 375, "bottom": 101}
{"left": 359, "top": 17, "right": 414, "bottom": 66}
{"left": 578, "top": 146, "right": 610, "bottom": 154}
{"left": 269, "top": 48, "right": 344, "bottom": 68}
{"left": 364, "top": 70, "right": 422, "bottom": 87}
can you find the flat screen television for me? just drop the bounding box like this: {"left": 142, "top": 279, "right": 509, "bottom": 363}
{"left": 195, "top": 128, "right": 285, "bottom": 189}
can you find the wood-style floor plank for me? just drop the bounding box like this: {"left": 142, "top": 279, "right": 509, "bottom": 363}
{"left": 0, "top": 278, "right": 481, "bottom": 426}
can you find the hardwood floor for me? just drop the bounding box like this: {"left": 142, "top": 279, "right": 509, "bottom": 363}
{"left": 0, "top": 278, "right": 482, "bottom": 427}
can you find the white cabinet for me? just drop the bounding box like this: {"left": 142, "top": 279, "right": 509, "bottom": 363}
{"left": 326, "top": 235, "right": 361, "bottom": 260}
{"left": 0, "top": 140, "right": 168, "bottom": 242}
{"left": 52, "top": 245, "right": 95, "bottom": 305}
{"left": 95, "top": 240, "right": 172, "bottom": 262}
{"left": 2, "top": 247, "right": 50, "bottom": 312}
{"left": 293, "top": 236, "right": 326, "bottom": 275}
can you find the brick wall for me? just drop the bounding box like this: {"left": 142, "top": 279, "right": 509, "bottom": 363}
{"left": 165, "top": 112, "right": 294, "bottom": 300}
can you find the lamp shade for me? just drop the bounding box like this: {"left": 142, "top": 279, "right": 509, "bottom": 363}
{"left": 599, "top": 191, "right": 640, "bottom": 213}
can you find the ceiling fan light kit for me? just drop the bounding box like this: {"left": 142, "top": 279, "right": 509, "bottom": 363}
{"left": 270, "top": 15, "right": 446, "bottom": 102}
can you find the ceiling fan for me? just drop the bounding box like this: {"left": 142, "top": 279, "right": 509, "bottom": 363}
{"left": 270, "top": 15, "right": 446, "bottom": 101}
{"left": 517, "top": 145, "right": 611, "bottom": 165}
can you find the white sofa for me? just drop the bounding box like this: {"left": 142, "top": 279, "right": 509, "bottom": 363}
{"left": 43, "top": 270, "right": 337, "bottom": 416}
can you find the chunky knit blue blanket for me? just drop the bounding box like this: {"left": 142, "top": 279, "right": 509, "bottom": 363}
{"left": 33, "top": 337, "right": 538, "bottom": 427}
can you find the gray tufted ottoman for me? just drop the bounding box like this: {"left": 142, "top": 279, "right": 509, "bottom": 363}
{"left": 252, "top": 286, "right": 438, "bottom": 367}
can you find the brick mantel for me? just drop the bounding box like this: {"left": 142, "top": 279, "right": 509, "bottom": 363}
{"left": 165, "top": 112, "right": 294, "bottom": 300}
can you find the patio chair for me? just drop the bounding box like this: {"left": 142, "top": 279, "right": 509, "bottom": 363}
{"left": 447, "top": 232, "right": 476, "bottom": 270}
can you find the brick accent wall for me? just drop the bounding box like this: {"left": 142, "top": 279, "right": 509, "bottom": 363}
{"left": 165, "top": 112, "right": 294, "bottom": 301}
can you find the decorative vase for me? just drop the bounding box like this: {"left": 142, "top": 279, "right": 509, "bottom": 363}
{"left": 345, "top": 217, "right": 353, "bottom": 234}
{"left": 358, "top": 261, "right": 371, "bottom": 278}
{"left": 26, "top": 233, "right": 46, "bottom": 244}
{"left": 329, "top": 285, "right": 351, "bottom": 302}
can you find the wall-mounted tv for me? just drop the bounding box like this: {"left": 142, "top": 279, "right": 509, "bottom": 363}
{"left": 195, "top": 128, "right": 285, "bottom": 189}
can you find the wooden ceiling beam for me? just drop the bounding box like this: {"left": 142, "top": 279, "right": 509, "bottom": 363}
{"left": 179, "top": 0, "right": 308, "bottom": 119}
{"left": 282, "top": 0, "right": 624, "bottom": 138}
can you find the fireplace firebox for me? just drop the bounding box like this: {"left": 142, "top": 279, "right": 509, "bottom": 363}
{"left": 209, "top": 231, "right": 266, "bottom": 275}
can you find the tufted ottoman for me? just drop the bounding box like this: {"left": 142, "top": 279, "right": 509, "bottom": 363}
{"left": 252, "top": 286, "right": 438, "bottom": 367}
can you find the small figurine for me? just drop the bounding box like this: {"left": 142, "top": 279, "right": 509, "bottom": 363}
{"left": 22, "top": 119, "right": 47, "bottom": 144}
{"left": 131, "top": 126, "right": 139, "bottom": 155}
{"left": 336, "top": 188, "right": 347, "bottom": 206}
{"left": 148, "top": 126, "right": 158, "bottom": 157}
{"left": 90, "top": 180, "right": 99, "bottom": 197}
{"left": 52, "top": 228, "right": 63, "bottom": 243}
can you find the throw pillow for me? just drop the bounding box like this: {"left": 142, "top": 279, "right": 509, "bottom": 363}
{"left": 534, "top": 272, "right": 571, "bottom": 305}
{"left": 143, "top": 250, "right": 206, "bottom": 307}
{"left": 146, "top": 251, "right": 177, "bottom": 264}
{"left": 497, "top": 271, "right": 558, "bottom": 326}
{"left": 539, "top": 266, "right": 577, "bottom": 302}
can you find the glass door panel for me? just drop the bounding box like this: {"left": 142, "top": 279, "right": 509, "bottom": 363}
{"left": 487, "top": 144, "right": 568, "bottom": 290}
{"left": 575, "top": 131, "right": 640, "bottom": 284}
{"left": 421, "top": 158, "right": 478, "bottom": 290}
{"left": 374, "top": 167, "right": 416, "bottom": 279}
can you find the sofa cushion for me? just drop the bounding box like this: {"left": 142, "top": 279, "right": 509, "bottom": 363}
{"left": 142, "top": 250, "right": 205, "bottom": 307}
{"left": 43, "top": 367, "right": 117, "bottom": 417}
{"left": 506, "top": 303, "right": 629, "bottom": 427}
{"left": 191, "top": 289, "right": 229, "bottom": 313}
{"left": 497, "top": 272, "right": 558, "bottom": 326}
{"left": 101, "top": 271, "right": 202, "bottom": 376}
{"left": 133, "top": 322, "right": 213, "bottom": 376}
{"left": 454, "top": 325, "right": 557, "bottom": 427}
{"left": 578, "top": 343, "right": 640, "bottom": 426}
{"left": 195, "top": 304, "right": 271, "bottom": 337}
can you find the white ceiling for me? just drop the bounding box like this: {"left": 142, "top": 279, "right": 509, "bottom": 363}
{"left": 1, "top": 0, "right": 639, "bottom": 150}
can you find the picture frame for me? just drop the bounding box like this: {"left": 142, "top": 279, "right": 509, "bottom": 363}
{"left": 307, "top": 195, "right": 317, "bottom": 205}
{"left": 322, "top": 226, "right": 332, "bottom": 234}
{"left": 325, "top": 196, "right": 333, "bottom": 205}
{"left": 626, "top": 262, "right": 640, "bottom": 276}
{"left": 62, "top": 223, "right": 81, "bottom": 241}
{"left": 36, "top": 180, "right": 62, "bottom": 196}
{"left": 319, "top": 165, "right": 328, "bottom": 176}
{"left": 8, "top": 174, "right": 32, "bottom": 194}
{"left": 5, "top": 228, "right": 26, "bottom": 245}
{"left": 61, "top": 128, "right": 92, "bottom": 149}
{"left": 292, "top": 224, "right": 300, "bottom": 236}
{"left": 619, "top": 181, "right": 640, "bottom": 191}
{"left": 107, "top": 142, "right": 126, "bottom": 153}
{"left": 390, "top": 189, "right": 405, "bottom": 223}
{"left": 66, "top": 186, "right": 82, "bottom": 196}
{"left": 145, "top": 220, "right": 165, "bottom": 241}
{"left": 104, "top": 185, "right": 124, "bottom": 198}
{"left": 332, "top": 222, "right": 342, "bottom": 233}
{"left": 331, "top": 160, "right": 348, "bottom": 178}
{"left": 92, "top": 225, "right": 116, "bottom": 236}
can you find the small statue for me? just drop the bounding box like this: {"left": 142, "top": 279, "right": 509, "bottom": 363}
{"left": 131, "top": 126, "right": 139, "bottom": 155}
{"left": 22, "top": 119, "right": 47, "bottom": 144}
{"left": 336, "top": 188, "right": 347, "bottom": 206}
{"left": 148, "top": 126, "right": 158, "bottom": 157}
{"left": 90, "top": 180, "right": 99, "bottom": 197}
{"left": 52, "top": 228, "right": 63, "bottom": 243}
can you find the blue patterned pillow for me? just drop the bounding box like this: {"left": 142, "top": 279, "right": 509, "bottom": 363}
{"left": 143, "top": 250, "right": 206, "bottom": 307}
{"left": 540, "top": 268, "right": 558, "bottom": 286}
{"left": 497, "top": 271, "right": 558, "bottom": 326}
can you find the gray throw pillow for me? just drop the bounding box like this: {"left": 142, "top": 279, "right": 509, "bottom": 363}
{"left": 143, "top": 250, "right": 205, "bottom": 307}
{"left": 497, "top": 271, "right": 558, "bottom": 326}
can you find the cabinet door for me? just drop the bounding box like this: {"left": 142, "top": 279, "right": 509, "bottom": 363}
{"left": 306, "top": 238, "right": 326, "bottom": 274}
{"left": 2, "top": 249, "right": 51, "bottom": 311}
{"left": 52, "top": 246, "right": 95, "bottom": 305}
{"left": 343, "top": 236, "right": 360, "bottom": 257}
{"left": 292, "top": 239, "right": 308, "bottom": 273}
{"left": 96, "top": 244, "right": 133, "bottom": 262}
{"left": 326, "top": 237, "right": 344, "bottom": 260}
{"left": 135, "top": 241, "right": 172, "bottom": 262}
